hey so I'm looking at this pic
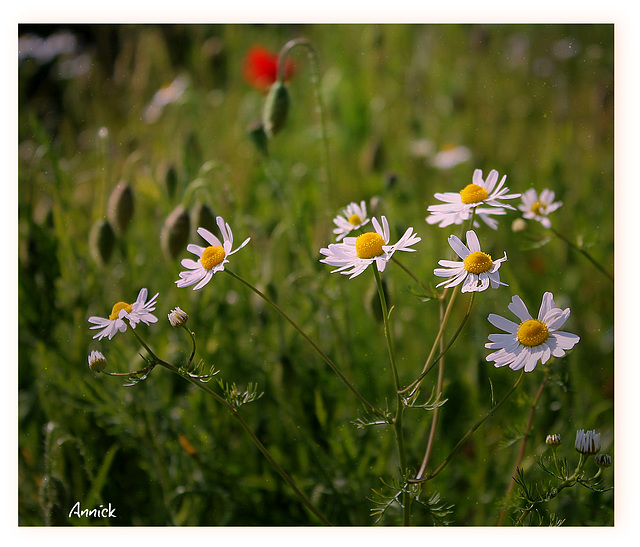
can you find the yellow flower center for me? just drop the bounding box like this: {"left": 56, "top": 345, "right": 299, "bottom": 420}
{"left": 463, "top": 251, "right": 494, "bottom": 274}
{"left": 109, "top": 301, "right": 133, "bottom": 321}
{"left": 348, "top": 213, "right": 362, "bottom": 226}
{"left": 200, "top": 245, "right": 226, "bottom": 270}
{"left": 460, "top": 183, "right": 489, "bottom": 204}
{"left": 531, "top": 201, "right": 544, "bottom": 215}
{"left": 517, "top": 319, "right": 549, "bottom": 347}
{"left": 355, "top": 232, "right": 385, "bottom": 259}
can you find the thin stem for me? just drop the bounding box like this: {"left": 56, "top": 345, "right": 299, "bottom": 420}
{"left": 416, "top": 298, "right": 446, "bottom": 481}
{"left": 400, "top": 286, "right": 459, "bottom": 396}
{"left": 549, "top": 227, "right": 613, "bottom": 282}
{"left": 373, "top": 267, "right": 410, "bottom": 525}
{"left": 224, "top": 269, "right": 386, "bottom": 420}
{"left": 497, "top": 374, "right": 548, "bottom": 526}
{"left": 127, "top": 330, "right": 332, "bottom": 526}
{"left": 410, "top": 369, "right": 525, "bottom": 484}
{"left": 277, "top": 38, "right": 331, "bottom": 200}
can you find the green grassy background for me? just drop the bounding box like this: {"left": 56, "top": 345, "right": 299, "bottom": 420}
{"left": 18, "top": 24, "right": 613, "bottom": 526}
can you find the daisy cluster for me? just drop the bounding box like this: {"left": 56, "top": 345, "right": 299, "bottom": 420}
{"left": 320, "top": 168, "right": 577, "bottom": 374}
{"left": 87, "top": 165, "right": 574, "bottom": 377}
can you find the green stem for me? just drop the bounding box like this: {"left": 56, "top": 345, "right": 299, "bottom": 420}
{"left": 549, "top": 227, "right": 613, "bottom": 282}
{"left": 410, "top": 369, "right": 525, "bottom": 483}
{"left": 497, "top": 374, "right": 548, "bottom": 526}
{"left": 127, "top": 330, "right": 332, "bottom": 526}
{"left": 277, "top": 38, "right": 331, "bottom": 200}
{"left": 373, "top": 267, "right": 410, "bottom": 525}
{"left": 224, "top": 269, "right": 386, "bottom": 420}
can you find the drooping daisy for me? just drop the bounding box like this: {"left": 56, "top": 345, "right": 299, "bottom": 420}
{"left": 575, "top": 429, "right": 601, "bottom": 455}
{"left": 168, "top": 307, "right": 189, "bottom": 328}
{"left": 518, "top": 188, "right": 563, "bottom": 228}
{"left": 88, "top": 350, "right": 108, "bottom": 372}
{"left": 485, "top": 292, "right": 580, "bottom": 372}
{"left": 320, "top": 216, "right": 420, "bottom": 279}
{"left": 176, "top": 216, "right": 251, "bottom": 290}
{"left": 426, "top": 168, "right": 520, "bottom": 230}
{"left": 434, "top": 230, "right": 508, "bottom": 292}
{"left": 332, "top": 200, "right": 371, "bottom": 241}
{"left": 88, "top": 288, "right": 159, "bottom": 340}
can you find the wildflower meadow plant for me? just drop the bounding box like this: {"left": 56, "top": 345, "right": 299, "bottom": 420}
{"left": 61, "top": 28, "right": 612, "bottom": 527}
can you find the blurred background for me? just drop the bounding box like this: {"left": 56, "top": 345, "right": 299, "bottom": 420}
{"left": 18, "top": 24, "right": 613, "bottom": 525}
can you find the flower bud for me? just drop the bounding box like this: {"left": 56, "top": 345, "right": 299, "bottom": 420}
{"left": 88, "top": 350, "right": 107, "bottom": 372}
{"left": 89, "top": 219, "right": 116, "bottom": 266}
{"left": 168, "top": 307, "right": 189, "bottom": 328}
{"left": 107, "top": 182, "right": 134, "bottom": 235}
{"left": 191, "top": 202, "right": 217, "bottom": 235}
{"left": 545, "top": 433, "right": 562, "bottom": 447}
{"left": 595, "top": 453, "right": 612, "bottom": 468}
{"left": 575, "top": 429, "right": 601, "bottom": 455}
{"left": 161, "top": 205, "right": 191, "bottom": 259}
{"left": 165, "top": 165, "right": 178, "bottom": 199}
{"left": 247, "top": 120, "right": 269, "bottom": 155}
{"left": 262, "top": 81, "right": 290, "bottom": 138}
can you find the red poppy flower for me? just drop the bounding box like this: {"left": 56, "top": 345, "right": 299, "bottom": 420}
{"left": 243, "top": 45, "right": 294, "bottom": 92}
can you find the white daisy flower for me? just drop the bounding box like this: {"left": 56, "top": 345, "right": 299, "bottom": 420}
{"left": 575, "top": 429, "right": 601, "bottom": 455}
{"left": 88, "top": 288, "right": 159, "bottom": 340}
{"left": 485, "top": 292, "right": 580, "bottom": 372}
{"left": 430, "top": 143, "right": 472, "bottom": 170}
{"left": 176, "top": 216, "right": 251, "bottom": 290}
{"left": 434, "top": 230, "right": 508, "bottom": 292}
{"left": 426, "top": 168, "right": 520, "bottom": 230}
{"left": 332, "top": 200, "right": 371, "bottom": 241}
{"left": 320, "top": 216, "right": 420, "bottom": 279}
{"left": 518, "top": 188, "right": 563, "bottom": 229}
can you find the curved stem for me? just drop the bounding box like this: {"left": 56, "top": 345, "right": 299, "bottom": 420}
{"left": 410, "top": 369, "right": 525, "bottom": 484}
{"left": 277, "top": 38, "right": 331, "bottom": 199}
{"left": 225, "top": 269, "right": 385, "bottom": 420}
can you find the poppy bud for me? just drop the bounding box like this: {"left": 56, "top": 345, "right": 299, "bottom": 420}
{"left": 107, "top": 182, "right": 134, "bottom": 235}
{"left": 191, "top": 202, "right": 217, "bottom": 235}
{"left": 89, "top": 219, "right": 116, "bottom": 266}
{"left": 262, "top": 81, "right": 290, "bottom": 138}
{"left": 161, "top": 205, "right": 191, "bottom": 259}
{"left": 165, "top": 165, "right": 178, "bottom": 199}
{"left": 247, "top": 120, "right": 269, "bottom": 155}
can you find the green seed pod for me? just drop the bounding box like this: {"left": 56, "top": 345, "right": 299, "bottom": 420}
{"left": 89, "top": 219, "right": 116, "bottom": 266}
{"left": 262, "top": 81, "right": 290, "bottom": 138}
{"left": 191, "top": 202, "right": 217, "bottom": 235}
{"left": 107, "top": 182, "right": 134, "bottom": 235}
{"left": 161, "top": 205, "right": 191, "bottom": 259}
